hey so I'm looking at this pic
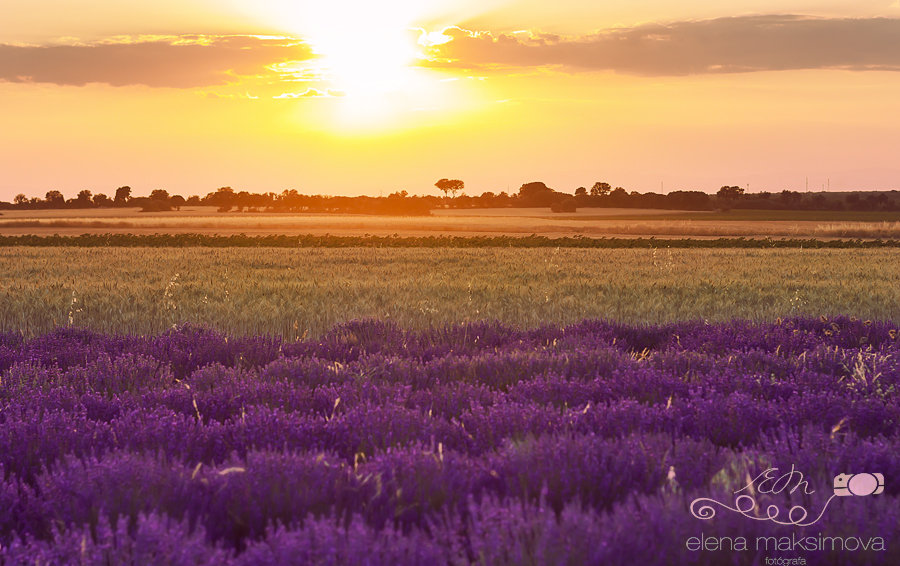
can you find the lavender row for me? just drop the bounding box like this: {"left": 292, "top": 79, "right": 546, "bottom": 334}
{"left": 5, "top": 490, "right": 899, "bottom": 566}
{"left": 2, "top": 317, "right": 896, "bottom": 374}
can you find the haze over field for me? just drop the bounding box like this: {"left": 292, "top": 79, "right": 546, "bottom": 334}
{"left": 1, "top": 0, "right": 899, "bottom": 198}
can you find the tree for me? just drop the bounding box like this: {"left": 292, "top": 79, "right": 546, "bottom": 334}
{"left": 435, "top": 178, "right": 464, "bottom": 198}
{"left": 114, "top": 186, "right": 132, "bottom": 205}
{"left": 149, "top": 189, "right": 170, "bottom": 201}
{"left": 75, "top": 190, "right": 93, "bottom": 207}
{"left": 206, "top": 186, "right": 236, "bottom": 208}
{"left": 517, "top": 182, "right": 558, "bottom": 207}
{"left": 13, "top": 194, "right": 27, "bottom": 206}
{"left": 45, "top": 190, "right": 65, "bottom": 207}
{"left": 717, "top": 186, "right": 745, "bottom": 199}
{"left": 170, "top": 195, "right": 186, "bottom": 210}
{"left": 92, "top": 193, "right": 111, "bottom": 207}
{"left": 590, "top": 182, "right": 611, "bottom": 197}
{"left": 574, "top": 187, "right": 587, "bottom": 197}
{"left": 667, "top": 190, "right": 711, "bottom": 210}
{"left": 518, "top": 181, "right": 553, "bottom": 198}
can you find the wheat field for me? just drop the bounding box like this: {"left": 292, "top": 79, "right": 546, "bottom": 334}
{"left": 1, "top": 246, "right": 898, "bottom": 337}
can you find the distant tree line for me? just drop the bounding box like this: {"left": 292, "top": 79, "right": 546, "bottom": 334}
{"left": 4, "top": 187, "right": 190, "bottom": 213}
{"left": 2, "top": 181, "right": 898, "bottom": 215}
{"left": 712, "top": 185, "right": 900, "bottom": 212}
{"left": 1, "top": 186, "right": 433, "bottom": 216}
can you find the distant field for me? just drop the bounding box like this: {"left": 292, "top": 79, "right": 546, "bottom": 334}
{"left": 545, "top": 209, "right": 900, "bottom": 222}
{"left": 1, "top": 247, "right": 897, "bottom": 337}
{"left": 1, "top": 206, "right": 899, "bottom": 238}
{"left": 3, "top": 234, "right": 900, "bottom": 249}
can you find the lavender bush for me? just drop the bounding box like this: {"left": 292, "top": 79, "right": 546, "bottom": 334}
{"left": 0, "top": 317, "right": 898, "bottom": 565}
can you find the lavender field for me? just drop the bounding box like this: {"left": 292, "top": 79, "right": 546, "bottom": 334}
{"left": 0, "top": 317, "right": 898, "bottom": 565}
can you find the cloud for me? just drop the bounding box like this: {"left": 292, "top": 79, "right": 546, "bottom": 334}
{"left": 425, "top": 16, "right": 900, "bottom": 75}
{"left": 274, "top": 88, "right": 345, "bottom": 98}
{"left": 0, "top": 35, "right": 314, "bottom": 87}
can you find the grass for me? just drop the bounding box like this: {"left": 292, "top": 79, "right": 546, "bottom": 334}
{"left": 1, "top": 247, "right": 898, "bottom": 337}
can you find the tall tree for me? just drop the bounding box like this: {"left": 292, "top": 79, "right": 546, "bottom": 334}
{"left": 149, "top": 189, "right": 170, "bottom": 201}
{"left": 517, "top": 182, "right": 558, "bottom": 207}
{"left": 435, "top": 178, "right": 464, "bottom": 198}
{"left": 114, "top": 186, "right": 132, "bottom": 205}
{"left": 717, "top": 186, "right": 745, "bottom": 199}
{"left": 76, "top": 189, "right": 93, "bottom": 207}
{"left": 590, "top": 182, "right": 611, "bottom": 197}
{"left": 44, "top": 190, "right": 65, "bottom": 207}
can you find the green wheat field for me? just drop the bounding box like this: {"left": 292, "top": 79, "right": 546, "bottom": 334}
{"left": 2, "top": 246, "right": 898, "bottom": 337}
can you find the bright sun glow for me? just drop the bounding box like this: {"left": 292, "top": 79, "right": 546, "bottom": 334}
{"left": 272, "top": 2, "right": 428, "bottom": 95}
{"left": 303, "top": 5, "right": 421, "bottom": 95}
{"left": 246, "top": 0, "right": 489, "bottom": 130}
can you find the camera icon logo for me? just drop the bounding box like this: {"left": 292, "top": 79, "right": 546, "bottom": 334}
{"left": 834, "top": 473, "right": 884, "bottom": 496}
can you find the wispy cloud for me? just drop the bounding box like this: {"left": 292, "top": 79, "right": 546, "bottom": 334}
{"left": 273, "top": 88, "right": 345, "bottom": 98}
{"left": 425, "top": 16, "right": 900, "bottom": 75}
{"left": 0, "top": 35, "right": 314, "bottom": 87}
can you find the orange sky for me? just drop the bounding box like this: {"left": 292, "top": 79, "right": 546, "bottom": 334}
{"left": 1, "top": 1, "right": 900, "bottom": 199}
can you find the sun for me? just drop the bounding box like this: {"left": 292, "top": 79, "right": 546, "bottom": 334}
{"left": 241, "top": 0, "right": 488, "bottom": 130}
{"left": 307, "top": 6, "right": 422, "bottom": 96}
{"left": 261, "top": 1, "right": 426, "bottom": 96}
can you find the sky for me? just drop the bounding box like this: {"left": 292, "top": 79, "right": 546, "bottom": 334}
{"left": 2, "top": 1, "right": 900, "bottom": 199}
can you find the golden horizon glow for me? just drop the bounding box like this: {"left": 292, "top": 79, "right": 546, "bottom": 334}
{"left": 1, "top": 1, "right": 899, "bottom": 197}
